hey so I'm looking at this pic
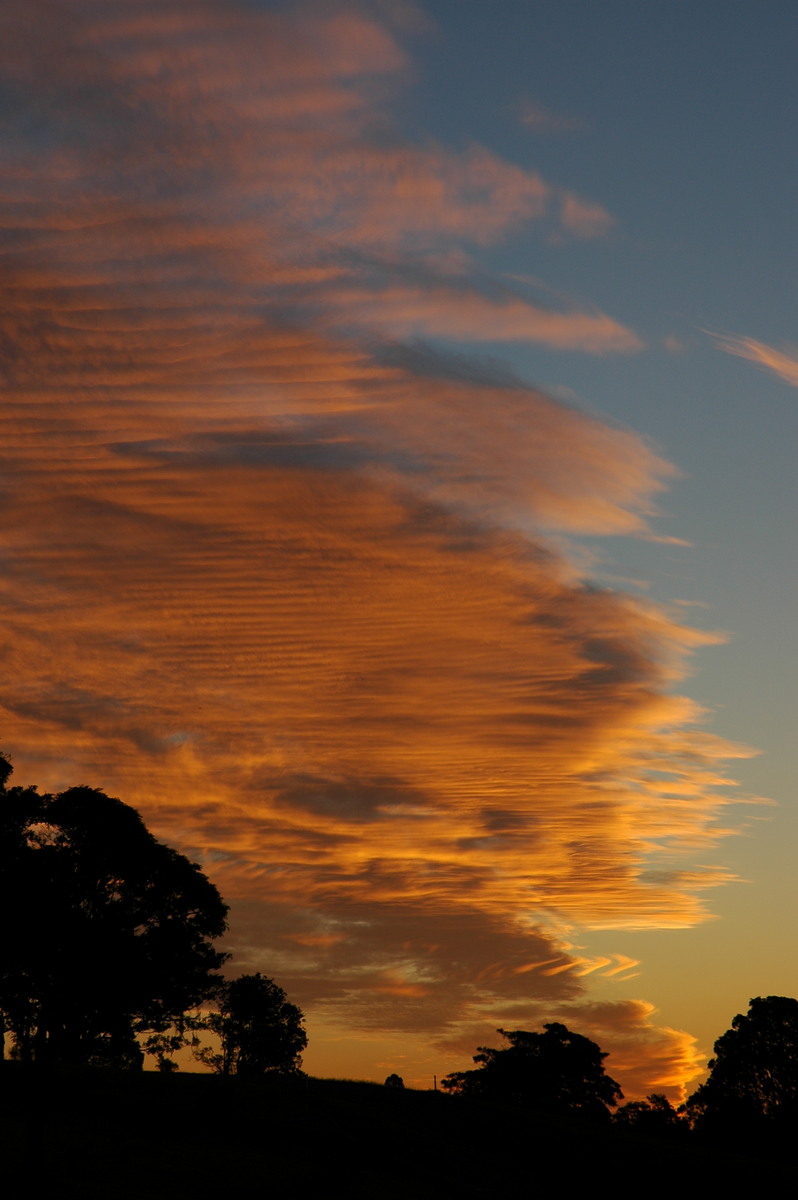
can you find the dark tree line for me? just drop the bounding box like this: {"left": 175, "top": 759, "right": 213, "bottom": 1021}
{"left": 614, "top": 1091, "right": 685, "bottom": 1136}
{"left": 0, "top": 754, "right": 305, "bottom": 1073}
{"left": 442, "top": 998, "right": 798, "bottom": 1149}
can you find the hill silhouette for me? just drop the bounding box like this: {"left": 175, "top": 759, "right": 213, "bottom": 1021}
{"left": 1, "top": 1065, "right": 792, "bottom": 1197}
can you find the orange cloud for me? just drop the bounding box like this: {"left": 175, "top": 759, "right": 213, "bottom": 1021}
{"left": 712, "top": 331, "right": 798, "bottom": 388}
{"left": 564, "top": 1000, "right": 706, "bottom": 1103}
{"left": 0, "top": 0, "right": 751, "bottom": 1097}
{"left": 331, "top": 282, "right": 639, "bottom": 351}
{"left": 435, "top": 998, "right": 704, "bottom": 1103}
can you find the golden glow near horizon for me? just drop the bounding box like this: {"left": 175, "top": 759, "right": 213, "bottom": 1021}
{"left": 0, "top": 1, "right": 758, "bottom": 1098}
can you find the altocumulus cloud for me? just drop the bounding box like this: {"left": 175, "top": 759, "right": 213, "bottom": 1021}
{"left": 0, "top": 0, "right": 751, "bottom": 1096}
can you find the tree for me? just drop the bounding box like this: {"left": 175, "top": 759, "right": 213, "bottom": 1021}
{"left": 440, "top": 1023, "right": 623, "bottom": 1120}
{"left": 195, "top": 973, "right": 307, "bottom": 1075}
{"left": 685, "top": 996, "right": 798, "bottom": 1134}
{"left": 0, "top": 755, "right": 228, "bottom": 1067}
{"left": 613, "top": 1093, "right": 686, "bottom": 1137}
{"left": 384, "top": 1073, "right": 405, "bottom": 1088}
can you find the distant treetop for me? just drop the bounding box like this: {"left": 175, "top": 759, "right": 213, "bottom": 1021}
{"left": 441, "top": 1023, "right": 622, "bottom": 1120}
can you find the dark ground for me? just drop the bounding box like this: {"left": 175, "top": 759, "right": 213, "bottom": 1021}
{"left": 0, "top": 1065, "right": 791, "bottom": 1197}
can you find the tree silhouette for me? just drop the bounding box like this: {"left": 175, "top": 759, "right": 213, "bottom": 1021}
{"left": 440, "top": 1023, "right": 622, "bottom": 1120}
{"left": 686, "top": 996, "right": 798, "bottom": 1134}
{"left": 613, "top": 1093, "right": 686, "bottom": 1136}
{"left": 195, "top": 973, "right": 307, "bottom": 1075}
{"left": 0, "top": 755, "right": 228, "bottom": 1066}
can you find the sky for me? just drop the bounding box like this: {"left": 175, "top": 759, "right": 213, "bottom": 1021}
{"left": 2, "top": 0, "right": 797, "bottom": 1100}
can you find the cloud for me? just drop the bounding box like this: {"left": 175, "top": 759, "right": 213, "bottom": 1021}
{"left": 559, "top": 192, "right": 615, "bottom": 239}
{"left": 0, "top": 0, "right": 750, "bottom": 1095}
{"left": 561, "top": 999, "right": 705, "bottom": 1103}
{"left": 434, "top": 998, "right": 704, "bottom": 1103}
{"left": 331, "top": 280, "right": 638, "bottom": 350}
{"left": 518, "top": 97, "right": 586, "bottom": 134}
{"left": 712, "top": 331, "right": 798, "bottom": 388}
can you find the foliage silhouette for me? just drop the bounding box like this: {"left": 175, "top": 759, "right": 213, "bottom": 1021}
{"left": 685, "top": 995, "right": 798, "bottom": 1135}
{"left": 613, "top": 1092, "right": 686, "bottom": 1136}
{"left": 195, "top": 973, "right": 306, "bottom": 1075}
{"left": 440, "top": 1023, "right": 622, "bottom": 1120}
{"left": 384, "top": 1073, "right": 405, "bottom": 1088}
{"left": 0, "top": 755, "right": 228, "bottom": 1066}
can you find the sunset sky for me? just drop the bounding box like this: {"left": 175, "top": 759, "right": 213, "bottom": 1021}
{"left": 3, "top": 0, "right": 798, "bottom": 1099}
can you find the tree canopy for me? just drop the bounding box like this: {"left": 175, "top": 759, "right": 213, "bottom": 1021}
{"left": 195, "top": 973, "right": 307, "bottom": 1075}
{"left": 0, "top": 755, "right": 228, "bottom": 1066}
{"left": 613, "top": 1093, "right": 686, "bottom": 1137}
{"left": 686, "top": 996, "right": 798, "bottom": 1132}
{"left": 440, "top": 1023, "right": 623, "bottom": 1120}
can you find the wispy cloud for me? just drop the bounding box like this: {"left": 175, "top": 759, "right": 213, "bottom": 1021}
{"left": 0, "top": 0, "right": 751, "bottom": 1096}
{"left": 518, "top": 97, "right": 586, "bottom": 134}
{"left": 712, "top": 331, "right": 798, "bottom": 388}
{"left": 331, "top": 279, "right": 637, "bottom": 349}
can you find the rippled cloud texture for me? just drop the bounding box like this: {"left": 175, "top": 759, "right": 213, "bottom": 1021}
{"left": 1, "top": 0, "right": 747, "bottom": 1095}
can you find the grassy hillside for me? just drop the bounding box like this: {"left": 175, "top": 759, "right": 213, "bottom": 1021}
{"left": 0, "top": 1065, "right": 791, "bottom": 1197}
